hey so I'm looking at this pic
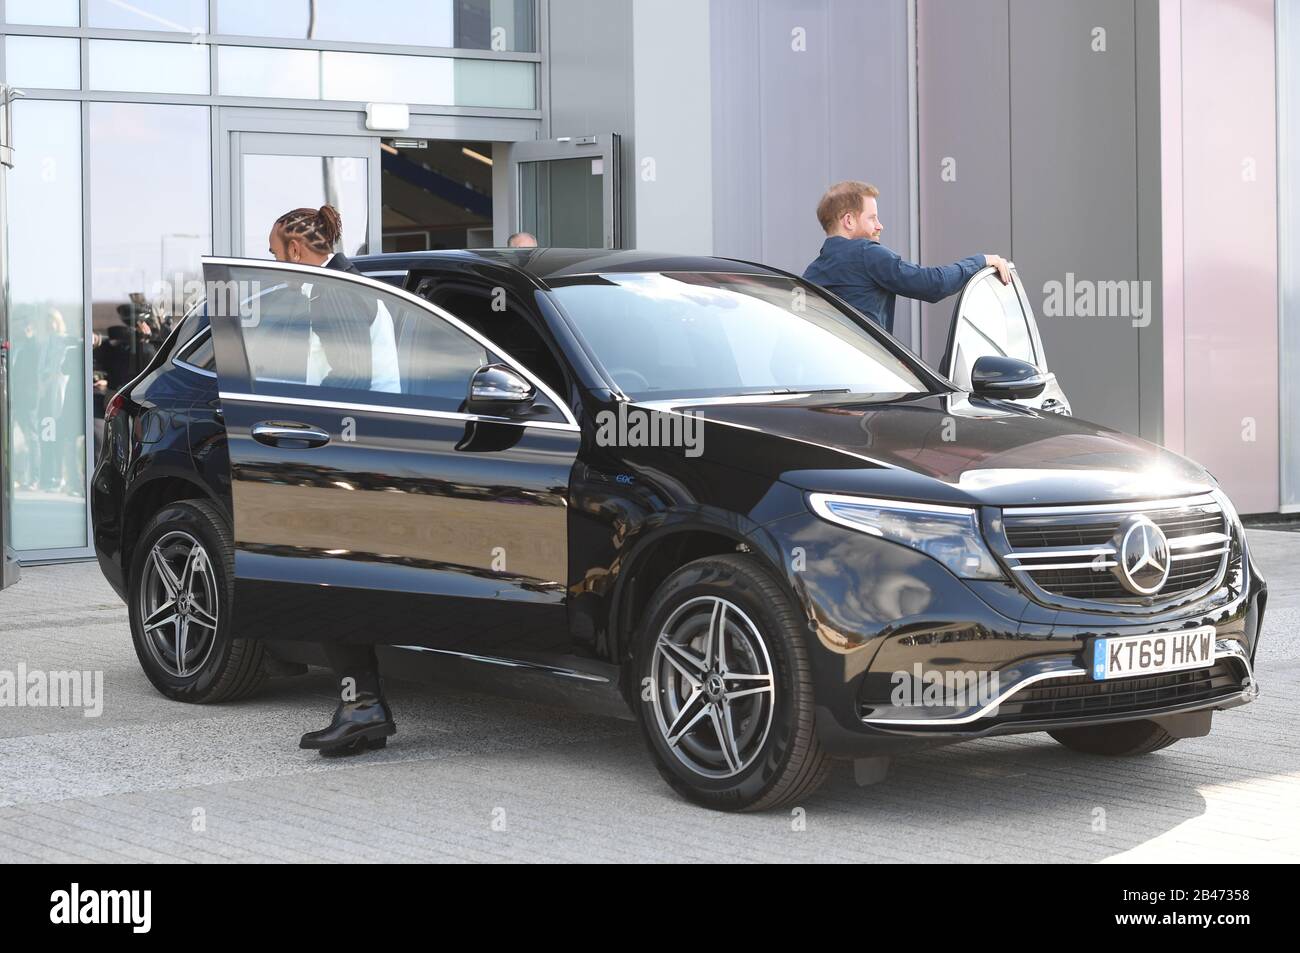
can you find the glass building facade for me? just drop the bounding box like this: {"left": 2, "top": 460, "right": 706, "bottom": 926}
{"left": 2, "top": 0, "right": 543, "bottom": 560}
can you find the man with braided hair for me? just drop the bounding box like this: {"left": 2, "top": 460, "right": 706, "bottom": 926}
{"left": 268, "top": 205, "right": 372, "bottom": 388}
{"left": 268, "top": 205, "right": 398, "bottom": 755}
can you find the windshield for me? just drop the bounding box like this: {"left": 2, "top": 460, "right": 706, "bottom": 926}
{"left": 547, "top": 272, "right": 932, "bottom": 401}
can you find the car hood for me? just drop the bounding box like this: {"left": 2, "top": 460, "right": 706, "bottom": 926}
{"left": 640, "top": 392, "right": 1214, "bottom": 508}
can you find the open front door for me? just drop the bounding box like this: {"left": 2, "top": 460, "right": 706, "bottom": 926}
{"left": 203, "top": 257, "right": 578, "bottom": 650}
{"left": 509, "top": 134, "right": 621, "bottom": 248}
{"left": 941, "top": 264, "right": 1072, "bottom": 414}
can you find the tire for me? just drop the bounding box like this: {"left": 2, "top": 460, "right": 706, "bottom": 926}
{"left": 1048, "top": 719, "right": 1181, "bottom": 756}
{"left": 127, "top": 498, "right": 267, "bottom": 703}
{"left": 633, "top": 554, "right": 831, "bottom": 812}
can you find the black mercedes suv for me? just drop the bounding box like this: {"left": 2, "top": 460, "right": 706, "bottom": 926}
{"left": 92, "top": 248, "right": 1265, "bottom": 811}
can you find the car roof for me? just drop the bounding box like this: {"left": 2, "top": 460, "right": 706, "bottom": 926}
{"left": 350, "top": 248, "right": 786, "bottom": 287}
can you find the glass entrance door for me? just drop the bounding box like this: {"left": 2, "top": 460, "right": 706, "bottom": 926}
{"left": 510, "top": 135, "right": 621, "bottom": 248}
{"left": 231, "top": 132, "right": 380, "bottom": 258}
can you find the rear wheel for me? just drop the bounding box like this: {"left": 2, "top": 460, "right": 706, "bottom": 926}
{"left": 633, "top": 554, "right": 831, "bottom": 811}
{"left": 127, "top": 499, "right": 266, "bottom": 703}
{"left": 1048, "top": 720, "right": 1180, "bottom": 756}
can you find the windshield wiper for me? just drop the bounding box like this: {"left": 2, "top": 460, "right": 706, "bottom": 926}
{"left": 733, "top": 387, "right": 852, "bottom": 397}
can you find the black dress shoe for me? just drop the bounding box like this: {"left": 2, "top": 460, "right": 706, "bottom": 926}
{"left": 299, "top": 692, "right": 396, "bottom": 754}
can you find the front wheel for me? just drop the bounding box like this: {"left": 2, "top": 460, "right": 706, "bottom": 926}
{"left": 127, "top": 498, "right": 266, "bottom": 703}
{"left": 633, "top": 554, "right": 831, "bottom": 811}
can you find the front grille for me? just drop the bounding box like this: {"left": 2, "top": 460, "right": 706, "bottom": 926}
{"left": 988, "top": 660, "right": 1242, "bottom": 725}
{"left": 999, "top": 495, "right": 1230, "bottom": 606}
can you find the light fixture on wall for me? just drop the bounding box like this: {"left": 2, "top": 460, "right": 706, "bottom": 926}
{"left": 462, "top": 147, "right": 493, "bottom": 166}
{"left": 365, "top": 102, "right": 410, "bottom": 131}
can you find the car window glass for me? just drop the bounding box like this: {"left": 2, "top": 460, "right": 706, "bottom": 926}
{"left": 548, "top": 272, "right": 931, "bottom": 400}
{"left": 220, "top": 266, "right": 487, "bottom": 411}
{"left": 179, "top": 332, "right": 215, "bottom": 370}
{"left": 951, "top": 274, "right": 1036, "bottom": 389}
{"left": 417, "top": 275, "right": 568, "bottom": 396}
{"left": 168, "top": 302, "right": 202, "bottom": 350}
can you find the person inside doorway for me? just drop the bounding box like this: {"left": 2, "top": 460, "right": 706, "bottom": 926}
{"left": 507, "top": 231, "right": 538, "bottom": 248}
{"left": 803, "top": 180, "right": 1010, "bottom": 335}
{"left": 268, "top": 204, "right": 398, "bottom": 755}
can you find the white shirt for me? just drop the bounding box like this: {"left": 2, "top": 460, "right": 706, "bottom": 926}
{"left": 303, "top": 255, "right": 401, "bottom": 393}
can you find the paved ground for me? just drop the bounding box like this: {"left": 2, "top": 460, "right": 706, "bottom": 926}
{"left": 1, "top": 530, "right": 1296, "bottom": 863}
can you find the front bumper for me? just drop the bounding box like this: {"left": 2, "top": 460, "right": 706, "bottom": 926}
{"left": 755, "top": 510, "right": 1266, "bottom": 758}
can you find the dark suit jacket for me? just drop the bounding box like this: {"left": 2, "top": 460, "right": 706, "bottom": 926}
{"left": 323, "top": 251, "right": 362, "bottom": 276}
{"left": 312, "top": 252, "right": 372, "bottom": 388}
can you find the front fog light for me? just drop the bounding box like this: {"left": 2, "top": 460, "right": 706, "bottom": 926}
{"left": 808, "top": 493, "right": 1005, "bottom": 580}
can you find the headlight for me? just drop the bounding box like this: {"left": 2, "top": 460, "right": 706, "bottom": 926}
{"left": 808, "top": 493, "right": 1004, "bottom": 580}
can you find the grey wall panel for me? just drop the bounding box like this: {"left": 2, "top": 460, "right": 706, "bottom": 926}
{"left": 1134, "top": 0, "right": 1163, "bottom": 445}
{"left": 1008, "top": 0, "right": 1140, "bottom": 434}
{"left": 545, "top": 0, "right": 635, "bottom": 139}
{"left": 709, "top": 0, "right": 914, "bottom": 346}
{"left": 710, "top": 0, "right": 764, "bottom": 262}
{"left": 918, "top": 0, "right": 1157, "bottom": 439}
{"left": 827, "top": 0, "right": 913, "bottom": 263}
{"left": 632, "top": 0, "right": 714, "bottom": 253}
{"left": 543, "top": 0, "right": 637, "bottom": 242}
{"left": 916, "top": 0, "right": 1012, "bottom": 366}
{"left": 754, "top": 1, "right": 832, "bottom": 277}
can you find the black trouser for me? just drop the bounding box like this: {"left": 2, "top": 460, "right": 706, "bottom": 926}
{"left": 323, "top": 643, "right": 382, "bottom": 696}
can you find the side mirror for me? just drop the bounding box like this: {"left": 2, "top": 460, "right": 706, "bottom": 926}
{"left": 468, "top": 363, "right": 535, "bottom": 411}
{"left": 970, "top": 355, "right": 1047, "bottom": 400}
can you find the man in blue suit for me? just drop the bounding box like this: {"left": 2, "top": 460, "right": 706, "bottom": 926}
{"left": 803, "top": 181, "right": 1010, "bottom": 335}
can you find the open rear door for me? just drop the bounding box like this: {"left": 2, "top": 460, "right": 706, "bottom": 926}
{"left": 940, "top": 264, "right": 1071, "bottom": 414}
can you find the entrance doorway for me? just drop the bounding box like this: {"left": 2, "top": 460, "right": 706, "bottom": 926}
{"left": 223, "top": 124, "right": 624, "bottom": 261}
{"left": 228, "top": 132, "right": 499, "bottom": 257}
{"left": 380, "top": 138, "right": 495, "bottom": 250}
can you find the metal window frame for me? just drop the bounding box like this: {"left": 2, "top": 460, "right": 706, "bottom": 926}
{"left": 0, "top": 2, "right": 544, "bottom": 117}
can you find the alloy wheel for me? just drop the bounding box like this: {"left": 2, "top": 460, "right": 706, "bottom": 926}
{"left": 137, "top": 531, "right": 220, "bottom": 678}
{"left": 649, "top": 596, "right": 776, "bottom": 779}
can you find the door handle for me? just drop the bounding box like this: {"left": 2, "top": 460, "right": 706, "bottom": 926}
{"left": 251, "top": 421, "right": 331, "bottom": 448}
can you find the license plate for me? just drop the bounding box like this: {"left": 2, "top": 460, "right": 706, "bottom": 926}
{"left": 1091, "top": 626, "right": 1216, "bottom": 680}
